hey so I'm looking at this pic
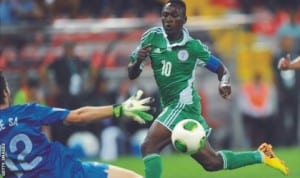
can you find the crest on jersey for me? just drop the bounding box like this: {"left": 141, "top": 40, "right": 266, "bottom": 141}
{"left": 177, "top": 50, "right": 189, "bottom": 62}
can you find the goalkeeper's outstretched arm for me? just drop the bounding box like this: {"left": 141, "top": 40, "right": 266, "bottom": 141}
{"left": 64, "top": 90, "right": 153, "bottom": 125}
{"left": 64, "top": 105, "right": 115, "bottom": 124}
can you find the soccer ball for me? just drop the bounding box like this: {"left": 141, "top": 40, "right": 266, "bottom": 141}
{"left": 171, "top": 119, "right": 207, "bottom": 154}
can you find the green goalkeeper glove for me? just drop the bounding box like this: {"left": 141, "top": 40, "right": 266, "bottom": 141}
{"left": 113, "top": 90, "right": 154, "bottom": 124}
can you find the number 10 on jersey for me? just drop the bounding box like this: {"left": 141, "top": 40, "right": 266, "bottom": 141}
{"left": 161, "top": 60, "right": 172, "bottom": 77}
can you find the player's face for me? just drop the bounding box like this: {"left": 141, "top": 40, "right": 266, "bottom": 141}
{"left": 161, "top": 3, "right": 186, "bottom": 40}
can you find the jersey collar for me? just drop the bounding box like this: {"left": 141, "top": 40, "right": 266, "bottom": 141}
{"left": 161, "top": 27, "right": 190, "bottom": 49}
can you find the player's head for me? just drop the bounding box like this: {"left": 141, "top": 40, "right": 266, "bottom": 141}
{"left": 161, "top": 0, "right": 187, "bottom": 39}
{"left": 0, "top": 71, "right": 11, "bottom": 105}
{"left": 63, "top": 40, "right": 76, "bottom": 58}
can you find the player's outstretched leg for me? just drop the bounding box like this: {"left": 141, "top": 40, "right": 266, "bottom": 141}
{"left": 107, "top": 165, "right": 143, "bottom": 178}
{"left": 258, "top": 143, "right": 289, "bottom": 175}
{"left": 192, "top": 141, "right": 263, "bottom": 171}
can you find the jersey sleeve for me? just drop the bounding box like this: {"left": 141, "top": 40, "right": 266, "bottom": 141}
{"left": 194, "top": 40, "right": 211, "bottom": 67}
{"left": 28, "top": 103, "right": 70, "bottom": 125}
{"left": 129, "top": 27, "right": 156, "bottom": 64}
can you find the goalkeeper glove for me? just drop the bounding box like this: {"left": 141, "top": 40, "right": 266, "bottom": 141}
{"left": 113, "top": 90, "right": 154, "bottom": 124}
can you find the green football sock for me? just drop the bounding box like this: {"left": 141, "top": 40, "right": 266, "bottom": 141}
{"left": 144, "top": 153, "right": 162, "bottom": 178}
{"left": 218, "top": 150, "right": 263, "bottom": 169}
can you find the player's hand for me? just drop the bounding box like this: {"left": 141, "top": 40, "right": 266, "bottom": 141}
{"left": 278, "top": 54, "right": 291, "bottom": 70}
{"left": 219, "top": 83, "right": 231, "bottom": 99}
{"left": 113, "top": 90, "right": 154, "bottom": 124}
{"left": 137, "top": 45, "right": 152, "bottom": 63}
{"left": 219, "top": 73, "right": 231, "bottom": 99}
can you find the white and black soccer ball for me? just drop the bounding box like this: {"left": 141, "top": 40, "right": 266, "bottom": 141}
{"left": 171, "top": 119, "right": 207, "bottom": 154}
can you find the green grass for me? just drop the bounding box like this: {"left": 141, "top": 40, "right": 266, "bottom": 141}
{"left": 105, "top": 147, "right": 300, "bottom": 178}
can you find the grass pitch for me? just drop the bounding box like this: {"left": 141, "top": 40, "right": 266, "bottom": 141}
{"left": 106, "top": 147, "right": 299, "bottom": 178}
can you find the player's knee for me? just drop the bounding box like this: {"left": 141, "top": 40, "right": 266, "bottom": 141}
{"left": 141, "top": 139, "right": 159, "bottom": 155}
{"left": 141, "top": 141, "right": 147, "bottom": 154}
{"left": 141, "top": 140, "right": 151, "bottom": 155}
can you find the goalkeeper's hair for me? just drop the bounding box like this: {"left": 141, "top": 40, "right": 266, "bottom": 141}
{"left": 0, "top": 71, "right": 7, "bottom": 104}
{"left": 167, "top": 0, "right": 186, "bottom": 17}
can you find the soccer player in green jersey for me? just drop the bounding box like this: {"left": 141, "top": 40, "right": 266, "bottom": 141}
{"left": 128, "top": 1, "right": 289, "bottom": 178}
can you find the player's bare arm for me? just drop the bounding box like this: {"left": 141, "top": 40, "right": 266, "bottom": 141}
{"left": 64, "top": 90, "right": 153, "bottom": 124}
{"left": 128, "top": 45, "right": 152, "bottom": 79}
{"left": 64, "top": 105, "right": 114, "bottom": 124}
{"left": 278, "top": 55, "right": 300, "bottom": 70}
{"left": 289, "top": 56, "right": 300, "bottom": 69}
{"left": 217, "top": 64, "right": 231, "bottom": 99}
{"left": 204, "top": 55, "right": 231, "bottom": 99}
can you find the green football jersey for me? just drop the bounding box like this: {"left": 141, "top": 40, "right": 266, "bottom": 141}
{"left": 130, "top": 27, "right": 211, "bottom": 107}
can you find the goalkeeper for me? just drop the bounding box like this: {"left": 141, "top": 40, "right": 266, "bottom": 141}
{"left": 0, "top": 71, "right": 152, "bottom": 178}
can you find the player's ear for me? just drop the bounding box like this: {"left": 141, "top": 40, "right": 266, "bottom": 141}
{"left": 4, "top": 86, "right": 10, "bottom": 98}
{"left": 3, "top": 89, "right": 8, "bottom": 98}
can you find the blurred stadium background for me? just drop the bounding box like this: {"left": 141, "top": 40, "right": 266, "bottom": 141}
{"left": 0, "top": 0, "right": 299, "bottom": 177}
